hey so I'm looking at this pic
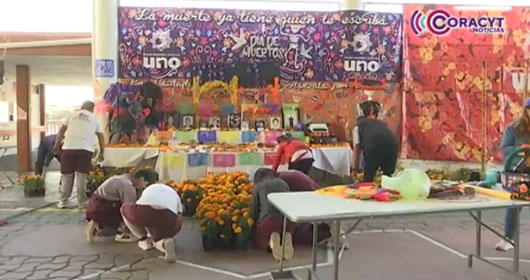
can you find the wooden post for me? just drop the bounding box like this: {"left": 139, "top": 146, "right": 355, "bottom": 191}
{"left": 38, "top": 84, "right": 45, "bottom": 140}
{"left": 16, "top": 65, "right": 31, "bottom": 172}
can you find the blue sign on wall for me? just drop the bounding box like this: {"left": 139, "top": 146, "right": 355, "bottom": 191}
{"left": 95, "top": 59, "right": 115, "bottom": 78}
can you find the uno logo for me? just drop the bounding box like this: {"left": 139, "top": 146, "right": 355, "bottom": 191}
{"left": 411, "top": 9, "right": 505, "bottom": 36}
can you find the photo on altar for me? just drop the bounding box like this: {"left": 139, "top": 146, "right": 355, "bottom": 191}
{"left": 209, "top": 117, "right": 221, "bottom": 130}
{"left": 270, "top": 117, "right": 281, "bottom": 130}
{"left": 283, "top": 110, "right": 299, "bottom": 129}
{"left": 228, "top": 114, "right": 241, "bottom": 129}
{"left": 181, "top": 115, "right": 194, "bottom": 130}
{"left": 199, "top": 120, "right": 209, "bottom": 131}
{"left": 255, "top": 120, "right": 266, "bottom": 131}
{"left": 241, "top": 121, "right": 249, "bottom": 131}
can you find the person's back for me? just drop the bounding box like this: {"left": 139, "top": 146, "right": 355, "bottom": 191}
{"left": 252, "top": 178, "right": 289, "bottom": 222}
{"left": 63, "top": 109, "right": 100, "bottom": 152}
{"left": 95, "top": 175, "right": 137, "bottom": 204}
{"left": 357, "top": 118, "right": 397, "bottom": 151}
{"left": 278, "top": 170, "right": 319, "bottom": 192}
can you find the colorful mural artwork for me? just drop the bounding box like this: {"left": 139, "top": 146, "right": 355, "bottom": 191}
{"left": 118, "top": 7, "right": 403, "bottom": 84}
{"left": 403, "top": 5, "right": 530, "bottom": 162}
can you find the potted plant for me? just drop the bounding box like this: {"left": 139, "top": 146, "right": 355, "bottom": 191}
{"left": 19, "top": 174, "right": 45, "bottom": 197}
{"left": 87, "top": 170, "right": 106, "bottom": 197}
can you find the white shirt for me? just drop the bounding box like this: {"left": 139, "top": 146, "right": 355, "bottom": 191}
{"left": 62, "top": 109, "right": 102, "bottom": 152}
{"left": 137, "top": 184, "right": 183, "bottom": 215}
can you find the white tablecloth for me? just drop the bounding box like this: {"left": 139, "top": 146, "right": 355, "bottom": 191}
{"left": 311, "top": 147, "right": 353, "bottom": 177}
{"left": 101, "top": 147, "right": 160, "bottom": 168}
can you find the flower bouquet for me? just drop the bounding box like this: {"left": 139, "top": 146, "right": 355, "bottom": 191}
{"left": 194, "top": 171, "right": 255, "bottom": 251}
{"left": 19, "top": 174, "right": 45, "bottom": 197}
{"left": 87, "top": 170, "right": 106, "bottom": 197}
{"left": 172, "top": 180, "right": 204, "bottom": 217}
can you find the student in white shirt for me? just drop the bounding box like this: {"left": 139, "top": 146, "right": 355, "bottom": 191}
{"left": 54, "top": 101, "right": 105, "bottom": 209}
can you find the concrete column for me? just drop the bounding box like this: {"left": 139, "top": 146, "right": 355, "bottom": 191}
{"left": 341, "top": 0, "right": 362, "bottom": 10}
{"left": 93, "top": 0, "right": 118, "bottom": 141}
{"left": 38, "top": 84, "right": 45, "bottom": 140}
{"left": 16, "top": 65, "right": 31, "bottom": 172}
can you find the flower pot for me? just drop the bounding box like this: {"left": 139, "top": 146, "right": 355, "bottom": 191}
{"left": 24, "top": 188, "right": 46, "bottom": 197}
{"left": 201, "top": 235, "right": 234, "bottom": 251}
{"left": 201, "top": 235, "right": 216, "bottom": 251}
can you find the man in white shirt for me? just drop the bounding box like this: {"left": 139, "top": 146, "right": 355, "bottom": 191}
{"left": 54, "top": 101, "right": 105, "bottom": 209}
{"left": 121, "top": 184, "right": 183, "bottom": 262}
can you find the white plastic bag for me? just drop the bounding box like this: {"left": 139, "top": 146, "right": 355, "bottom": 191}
{"left": 381, "top": 169, "right": 431, "bottom": 200}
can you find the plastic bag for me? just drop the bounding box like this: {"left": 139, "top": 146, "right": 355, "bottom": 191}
{"left": 381, "top": 169, "right": 431, "bottom": 200}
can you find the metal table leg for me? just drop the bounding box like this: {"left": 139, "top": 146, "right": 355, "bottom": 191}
{"left": 333, "top": 220, "right": 341, "bottom": 280}
{"left": 279, "top": 216, "right": 287, "bottom": 271}
{"left": 514, "top": 208, "right": 520, "bottom": 272}
{"left": 0, "top": 148, "right": 15, "bottom": 186}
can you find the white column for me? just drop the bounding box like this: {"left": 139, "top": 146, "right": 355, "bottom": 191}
{"left": 93, "top": 0, "right": 118, "bottom": 140}
{"left": 341, "top": 0, "right": 362, "bottom": 10}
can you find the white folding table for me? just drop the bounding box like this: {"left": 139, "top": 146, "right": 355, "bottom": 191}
{"left": 0, "top": 146, "right": 16, "bottom": 186}
{"left": 268, "top": 192, "right": 530, "bottom": 280}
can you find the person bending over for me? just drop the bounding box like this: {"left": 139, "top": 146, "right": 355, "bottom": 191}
{"left": 121, "top": 184, "right": 182, "bottom": 262}
{"left": 54, "top": 101, "right": 105, "bottom": 209}
{"left": 272, "top": 134, "right": 313, "bottom": 174}
{"left": 35, "top": 134, "right": 60, "bottom": 178}
{"left": 85, "top": 169, "right": 152, "bottom": 243}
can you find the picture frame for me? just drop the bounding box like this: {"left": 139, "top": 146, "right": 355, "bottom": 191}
{"left": 270, "top": 117, "right": 281, "bottom": 130}
{"left": 255, "top": 120, "right": 266, "bottom": 131}
{"left": 208, "top": 117, "right": 221, "bottom": 130}
{"left": 283, "top": 109, "right": 299, "bottom": 129}
{"left": 241, "top": 121, "right": 250, "bottom": 131}
{"left": 181, "top": 115, "right": 194, "bottom": 130}
{"left": 199, "top": 120, "right": 209, "bottom": 131}
{"left": 229, "top": 114, "right": 241, "bottom": 129}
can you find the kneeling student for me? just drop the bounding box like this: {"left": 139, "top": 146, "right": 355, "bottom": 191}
{"left": 85, "top": 169, "right": 151, "bottom": 243}
{"left": 121, "top": 184, "right": 183, "bottom": 262}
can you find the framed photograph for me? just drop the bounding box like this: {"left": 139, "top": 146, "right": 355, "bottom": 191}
{"left": 181, "top": 115, "right": 194, "bottom": 130}
{"left": 208, "top": 117, "right": 221, "bottom": 130}
{"left": 241, "top": 121, "right": 250, "bottom": 131}
{"left": 228, "top": 114, "right": 241, "bottom": 129}
{"left": 270, "top": 117, "right": 281, "bottom": 130}
{"left": 255, "top": 120, "right": 266, "bottom": 131}
{"left": 283, "top": 109, "right": 299, "bottom": 129}
{"left": 199, "top": 120, "right": 209, "bottom": 130}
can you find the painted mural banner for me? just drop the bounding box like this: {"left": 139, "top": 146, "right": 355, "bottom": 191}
{"left": 118, "top": 7, "right": 402, "bottom": 83}
{"left": 403, "top": 5, "right": 530, "bottom": 162}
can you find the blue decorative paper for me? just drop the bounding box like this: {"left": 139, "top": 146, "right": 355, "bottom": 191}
{"left": 198, "top": 131, "right": 217, "bottom": 143}
{"left": 242, "top": 131, "right": 260, "bottom": 143}
{"left": 188, "top": 153, "right": 209, "bottom": 167}
{"left": 95, "top": 59, "right": 115, "bottom": 78}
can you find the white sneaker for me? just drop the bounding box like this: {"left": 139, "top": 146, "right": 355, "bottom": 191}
{"left": 269, "top": 232, "right": 294, "bottom": 260}
{"left": 495, "top": 240, "right": 514, "bottom": 252}
{"left": 115, "top": 233, "right": 138, "bottom": 243}
{"left": 161, "top": 238, "right": 177, "bottom": 263}
{"left": 57, "top": 201, "right": 67, "bottom": 209}
{"left": 85, "top": 220, "right": 98, "bottom": 243}
{"left": 138, "top": 239, "right": 154, "bottom": 251}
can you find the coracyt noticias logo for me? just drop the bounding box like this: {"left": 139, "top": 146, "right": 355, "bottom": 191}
{"left": 411, "top": 9, "right": 505, "bottom": 36}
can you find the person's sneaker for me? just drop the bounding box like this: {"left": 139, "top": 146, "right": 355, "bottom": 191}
{"left": 85, "top": 220, "right": 98, "bottom": 243}
{"left": 57, "top": 201, "right": 67, "bottom": 209}
{"left": 269, "top": 232, "right": 282, "bottom": 260}
{"left": 495, "top": 239, "right": 514, "bottom": 252}
{"left": 283, "top": 232, "right": 294, "bottom": 260}
{"left": 162, "top": 238, "right": 177, "bottom": 263}
{"left": 138, "top": 239, "right": 154, "bottom": 251}
{"left": 115, "top": 233, "right": 138, "bottom": 243}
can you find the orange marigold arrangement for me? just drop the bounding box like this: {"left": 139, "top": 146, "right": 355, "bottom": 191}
{"left": 173, "top": 171, "right": 254, "bottom": 250}
{"left": 18, "top": 174, "right": 45, "bottom": 197}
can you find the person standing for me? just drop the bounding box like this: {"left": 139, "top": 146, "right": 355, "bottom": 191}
{"left": 272, "top": 134, "right": 313, "bottom": 174}
{"left": 54, "top": 101, "right": 104, "bottom": 209}
{"left": 35, "top": 134, "right": 60, "bottom": 178}
{"left": 353, "top": 101, "right": 398, "bottom": 182}
{"left": 495, "top": 99, "right": 530, "bottom": 251}
{"left": 85, "top": 169, "right": 151, "bottom": 243}
{"left": 121, "top": 184, "right": 183, "bottom": 262}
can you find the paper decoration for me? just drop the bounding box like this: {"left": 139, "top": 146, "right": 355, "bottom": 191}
{"left": 263, "top": 104, "right": 281, "bottom": 114}
{"left": 282, "top": 103, "right": 300, "bottom": 114}
{"left": 198, "top": 103, "right": 216, "bottom": 117}
{"left": 188, "top": 153, "right": 209, "bottom": 167}
{"left": 218, "top": 131, "right": 240, "bottom": 143}
{"left": 239, "top": 152, "right": 263, "bottom": 166}
{"left": 212, "top": 153, "right": 236, "bottom": 167}
{"left": 265, "top": 131, "right": 284, "bottom": 144}
{"left": 177, "top": 103, "right": 195, "bottom": 114}
{"left": 241, "top": 103, "right": 258, "bottom": 114}
{"left": 264, "top": 152, "right": 279, "bottom": 166}
{"left": 220, "top": 104, "right": 236, "bottom": 116}
{"left": 160, "top": 153, "right": 185, "bottom": 168}
{"left": 198, "top": 131, "right": 217, "bottom": 143}
{"left": 175, "top": 130, "right": 197, "bottom": 142}
{"left": 290, "top": 131, "right": 306, "bottom": 141}
{"left": 242, "top": 131, "right": 260, "bottom": 143}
